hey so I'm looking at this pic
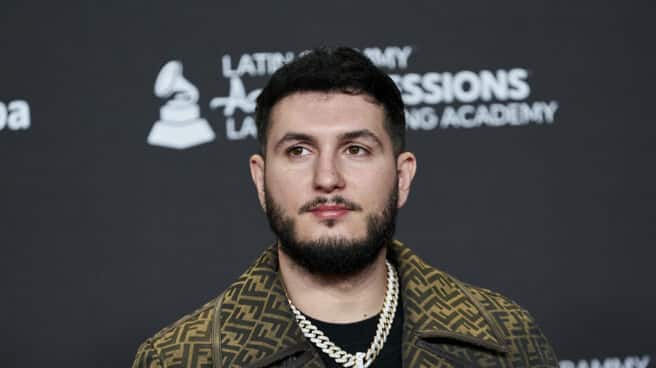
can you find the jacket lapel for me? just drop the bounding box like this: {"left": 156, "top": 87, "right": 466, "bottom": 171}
{"left": 388, "top": 240, "right": 509, "bottom": 366}
{"left": 212, "top": 245, "right": 323, "bottom": 368}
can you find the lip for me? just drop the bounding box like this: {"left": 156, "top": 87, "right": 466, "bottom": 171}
{"left": 310, "top": 205, "right": 350, "bottom": 220}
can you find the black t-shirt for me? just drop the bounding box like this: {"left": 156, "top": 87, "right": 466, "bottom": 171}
{"left": 305, "top": 295, "right": 403, "bottom": 367}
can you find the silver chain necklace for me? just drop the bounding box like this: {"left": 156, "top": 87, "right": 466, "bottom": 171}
{"left": 287, "top": 260, "right": 399, "bottom": 368}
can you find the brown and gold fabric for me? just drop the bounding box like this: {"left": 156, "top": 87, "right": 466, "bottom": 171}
{"left": 132, "top": 241, "right": 558, "bottom": 367}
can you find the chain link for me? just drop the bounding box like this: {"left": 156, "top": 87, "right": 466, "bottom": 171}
{"left": 288, "top": 260, "right": 399, "bottom": 368}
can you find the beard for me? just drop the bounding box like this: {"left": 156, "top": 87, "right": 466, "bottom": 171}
{"left": 264, "top": 181, "right": 398, "bottom": 276}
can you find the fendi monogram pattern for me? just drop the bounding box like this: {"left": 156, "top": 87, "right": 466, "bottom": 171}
{"left": 133, "top": 299, "right": 216, "bottom": 368}
{"left": 216, "top": 251, "right": 324, "bottom": 367}
{"left": 394, "top": 245, "right": 503, "bottom": 347}
{"left": 132, "top": 241, "right": 557, "bottom": 368}
{"left": 467, "top": 286, "right": 559, "bottom": 367}
{"left": 389, "top": 243, "right": 558, "bottom": 367}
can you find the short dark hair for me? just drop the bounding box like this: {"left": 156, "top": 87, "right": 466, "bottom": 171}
{"left": 255, "top": 47, "right": 406, "bottom": 156}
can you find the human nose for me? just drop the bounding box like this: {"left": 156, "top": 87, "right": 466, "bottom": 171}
{"left": 312, "top": 153, "right": 345, "bottom": 193}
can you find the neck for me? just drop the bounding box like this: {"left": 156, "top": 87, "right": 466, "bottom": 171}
{"left": 278, "top": 245, "right": 388, "bottom": 324}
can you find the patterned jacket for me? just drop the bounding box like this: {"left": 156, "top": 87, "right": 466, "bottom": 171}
{"left": 132, "top": 241, "right": 558, "bottom": 367}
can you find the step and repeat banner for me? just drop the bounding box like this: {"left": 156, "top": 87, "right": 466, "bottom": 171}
{"left": 1, "top": 1, "right": 654, "bottom": 367}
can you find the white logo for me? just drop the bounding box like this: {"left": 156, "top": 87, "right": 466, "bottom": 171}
{"left": 209, "top": 77, "right": 260, "bottom": 141}
{"left": 209, "top": 50, "right": 299, "bottom": 141}
{"left": 560, "top": 354, "right": 651, "bottom": 368}
{"left": 207, "top": 46, "right": 559, "bottom": 140}
{"left": 0, "top": 99, "right": 30, "bottom": 131}
{"left": 152, "top": 46, "right": 560, "bottom": 145}
{"left": 147, "top": 61, "right": 215, "bottom": 149}
{"left": 390, "top": 68, "right": 559, "bottom": 129}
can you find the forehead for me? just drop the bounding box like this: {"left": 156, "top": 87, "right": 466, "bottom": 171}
{"left": 268, "top": 91, "right": 388, "bottom": 140}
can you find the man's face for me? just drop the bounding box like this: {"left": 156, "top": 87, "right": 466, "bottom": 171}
{"left": 249, "top": 92, "right": 416, "bottom": 274}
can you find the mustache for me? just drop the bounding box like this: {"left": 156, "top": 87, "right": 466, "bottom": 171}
{"left": 298, "top": 195, "right": 363, "bottom": 214}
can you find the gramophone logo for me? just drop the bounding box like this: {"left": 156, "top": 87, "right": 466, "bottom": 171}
{"left": 147, "top": 60, "right": 215, "bottom": 149}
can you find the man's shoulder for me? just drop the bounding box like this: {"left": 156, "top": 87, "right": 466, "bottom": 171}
{"left": 457, "top": 280, "right": 558, "bottom": 365}
{"left": 460, "top": 281, "right": 529, "bottom": 316}
{"left": 393, "top": 241, "right": 552, "bottom": 343}
{"left": 392, "top": 239, "right": 558, "bottom": 366}
{"left": 132, "top": 295, "right": 222, "bottom": 368}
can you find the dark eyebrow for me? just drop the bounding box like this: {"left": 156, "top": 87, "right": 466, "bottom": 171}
{"left": 273, "top": 132, "right": 317, "bottom": 152}
{"left": 339, "top": 129, "right": 384, "bottom": 150}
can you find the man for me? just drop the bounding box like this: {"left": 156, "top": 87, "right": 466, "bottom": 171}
{"left": 132, "top": 47, "right": 558, "bottom": 368}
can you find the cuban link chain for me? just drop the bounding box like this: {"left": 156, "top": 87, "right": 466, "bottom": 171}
{"left": 287, "top": 260, "right": 399, "bottom": 368}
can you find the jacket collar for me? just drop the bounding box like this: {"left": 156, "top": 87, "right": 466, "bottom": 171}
{"left": 213, "top": 241, "right": 508, "bottom": 368}
{"left": 387, "top": 240, "right": 509, "bottom": 354}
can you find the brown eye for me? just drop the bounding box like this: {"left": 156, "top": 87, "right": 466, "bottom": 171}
{"left": 346, "top": 145, "right": 367, "bottom": 155}
{"left": 287, "top": 146, "right": 309, "bottom": 157}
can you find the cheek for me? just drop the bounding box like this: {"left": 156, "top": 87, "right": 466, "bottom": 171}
{"left": 265, "top": 167, "right": 308, "bottom": 209}
{"left": 344, "top": 165, "right": 397, "bottom": 205}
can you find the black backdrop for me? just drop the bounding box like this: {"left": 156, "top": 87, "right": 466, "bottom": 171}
{"left": 1, "top": 1, "right": 655, "bottom": 367}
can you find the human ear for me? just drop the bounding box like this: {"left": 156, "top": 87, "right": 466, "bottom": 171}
{"left": 396, "top": 152, "right": 417, "bottom": 208}
{"left": 249, "top": 154, "right": 267, "bottom": 211}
